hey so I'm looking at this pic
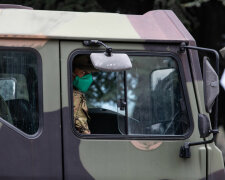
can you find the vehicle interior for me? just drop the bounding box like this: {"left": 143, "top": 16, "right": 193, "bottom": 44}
{"left": 72, "top": 54, "right": 190, "bottom": 136}
{"left": 0, "top": 56, "right": 39, "bottom": 134}
{"left": 72, "top": 54, "right": 124, "bottom": 134}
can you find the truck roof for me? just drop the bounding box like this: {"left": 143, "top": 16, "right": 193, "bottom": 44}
{"left": 0, "top": 9, "right": 194, "bottom": 42}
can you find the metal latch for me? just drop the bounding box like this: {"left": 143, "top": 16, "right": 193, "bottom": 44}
{"left": 118, "top": 99, "right": 126, "bottom": 111}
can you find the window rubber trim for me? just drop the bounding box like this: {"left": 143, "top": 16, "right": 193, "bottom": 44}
{"left": 68, "top": 49, "right": 194, "bottom": 140}
{"left": 0, "top": 46, "right": 43, "bottom": 139}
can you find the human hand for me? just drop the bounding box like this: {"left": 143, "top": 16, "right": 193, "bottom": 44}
{"left": 83, "top": 130, "right": 91, "bottom": 134}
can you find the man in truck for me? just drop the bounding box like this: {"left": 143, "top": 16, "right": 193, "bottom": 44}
{"left": 72, "top": 59, "right": 93, "bottom": 134}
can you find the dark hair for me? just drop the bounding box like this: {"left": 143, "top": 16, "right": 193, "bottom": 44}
{"left": 72, "top": 54, "right": 93, "bottom": 71}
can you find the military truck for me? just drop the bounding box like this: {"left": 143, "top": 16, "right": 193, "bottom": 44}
{"left": 0, "top": 5, "right": 224, "bottom": 180}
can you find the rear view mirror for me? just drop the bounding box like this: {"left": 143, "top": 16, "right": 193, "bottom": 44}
{"left": 203, "top": 57, "right": 219, "bottom": 113}
{"left": 90, "top": 53, "right": 132, "bottom": 72}
{"left": 198, "top": 114, "right": 211, "bottom": 138}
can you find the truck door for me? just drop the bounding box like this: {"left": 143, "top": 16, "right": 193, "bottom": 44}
{"left": 0, "top": 40, "right": 63, "bottom": 180}
{"left": 60, "top": 41, "right": 208, "bottom": 180}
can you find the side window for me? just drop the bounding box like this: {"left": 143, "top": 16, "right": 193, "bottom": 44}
{"left": 71, "top": 53, "right": 190, "bottom": 137}
{"left": 125, "top": 56, "right": 189, "bottom": 135}
{"left": 86, "top": 71, "right": 120, "bottom": 134}
{"left": 0, "top": 49, "right": 40, "bottom": 135}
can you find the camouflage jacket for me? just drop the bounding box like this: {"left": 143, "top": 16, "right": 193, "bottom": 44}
{"left": 73, "top": 90, "right": 90, "bottom": 134}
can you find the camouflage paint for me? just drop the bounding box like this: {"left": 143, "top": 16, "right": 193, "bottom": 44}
{"left": 186, "top": 45, "right": 225, "bottom": 179}
{"left": 207, "top": 144, "right": 225, "bottom": 179}
{"left": 57, "top": 15, "right": 223, "bottom": 179}
{"left": 182, "top": 45, "right": 225, "bottom": 179}
{"left": 0, "top": 39, "right": 47, "bottom": 48}
{"left": 201, "top": 169, "right": 225, "bottom": 180}
{"left": 0, "top": 40, "right": 63, "bottom": 179}
{"left": 130, "top": 141, "right": 162, "bottom": 151}
{"left": 59, "top": 41, "right": 207, "bottom": 180}
{"left": 38, "top": 40, "right": 94, "bottom": 179}
{"left": 60, "top": 41, "right": 96, "bottom": 179}
{"left": 39, "top": 40, "right": 61, "bottom": 112}
{"left": 0, "top": 9, "right": 192, "bottom": 42}
{"left": 62, "top": 107, "right": 94, "bottom": 180}
{"left": 61, "top": 41, "right": 223, "bottom": 179}
{"left": 78, "top": 140, "right": 209, "bottom": 179}
{"left": 0, "top": 8, "right": 223, "bottom": 180}
{"left": 0, "top": 4, "right": 32, "bottom": 10}
{"left": 183, "top": 44, "right": 224, "bottom": 178}
{"left": 0, "top": 110, "right": 63, "bottom": 180}
{"left": 127, "top": 10, "right": 194, "bottom": 41}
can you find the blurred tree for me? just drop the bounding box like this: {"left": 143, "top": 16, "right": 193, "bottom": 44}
{"left": 96, "top": 0, "right": 154, "bottom": 14}
{"left": 0, "top": 0, "right": 103, "bottom": 11}
{"left": 154, "top": 0, "right": 195, "bottom": 31}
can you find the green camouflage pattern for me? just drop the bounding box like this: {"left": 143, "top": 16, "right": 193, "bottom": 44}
{"left": 0, "top": 8, "right": 224, "bottom": 180}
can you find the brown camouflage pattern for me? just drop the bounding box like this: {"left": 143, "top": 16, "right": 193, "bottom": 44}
{"left": 73, "top": 90, "right": 90, "bottom": 133}
{"left": 128, "top": 10, "right": 194, "bottom": 42}
{"left": 0, "top": 8, "right": 223, "bottom": 180}
{"left": 0, "top": 39, "right": 47, "bottom": 48}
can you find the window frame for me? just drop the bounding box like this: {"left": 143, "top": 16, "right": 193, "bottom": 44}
{"left": 0, "top": 46, "right": 43, "bottom": 138}
{"left": 68, "top": 49, "right": 194, "bottom": 140}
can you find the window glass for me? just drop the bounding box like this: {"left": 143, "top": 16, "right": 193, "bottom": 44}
{"left": 86, "top": 71, "right": 117, "bottom": 112}
{"left": 126, "top": 56, "right": 189, "bottom": 135}
{"left": 0, "top": 50, "right": 39, "bottom": 134}
{"left": 72, "top": 54, "right": 189, "bottom": 136}
{"left": 85, "top": 71, "right": 121, "bottom": 134}
{"left": 0, "top": 78, "right": 16, "bottom": 100}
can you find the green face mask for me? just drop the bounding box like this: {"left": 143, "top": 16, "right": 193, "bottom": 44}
{"left": 73, "top": 73, "right": 93, "bottom": 93}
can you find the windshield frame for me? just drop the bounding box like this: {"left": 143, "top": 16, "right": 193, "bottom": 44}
{"left": 68, "top": 49, "right": 194, "bottom": 140}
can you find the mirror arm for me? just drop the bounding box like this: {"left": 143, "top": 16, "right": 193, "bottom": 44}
{"left": 209, "top": 129, "right": 219, "bottom": 134}
{"left": 83, "top": 40, "right": 112, "bottom": 56}
{"left": 180, "top": 42, "right": 219, "bottom": 75}
{"left": 179, "top": 137, "right": 214, "bottom": 158}
{"left": 179, "top": 43, "right": 220, "bottom": 159}
{"left": 180, "top": 128, "right": 219, "bottom": 159}
{"left": 179, "top": 42, "right": 219, "bottom": 131}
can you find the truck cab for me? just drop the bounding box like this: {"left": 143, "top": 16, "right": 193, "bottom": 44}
{"left": 0, "top": 8, "right": 224, "bottom": 180}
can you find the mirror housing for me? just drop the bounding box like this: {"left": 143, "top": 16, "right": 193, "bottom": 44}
{"left": 198, "top": 114, "right": 211, "bottom": 138}
{"left": 220, "top": 47, "right": 225, "bottom": 59}
{"left": 90, "top": 53, "right": 132, "bottom": 72}
{"left": 203, "top": 57, "right": 219, "bottom": 113}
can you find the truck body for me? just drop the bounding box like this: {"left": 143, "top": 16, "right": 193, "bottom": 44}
{"left": 0, "top": 8, "right": 224, "bottom": 180}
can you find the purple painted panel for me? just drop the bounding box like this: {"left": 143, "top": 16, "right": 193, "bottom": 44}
{"left": 62, "top": 107, "right": 94, "bottom": 180}
{"left": 128, "top": 10, "right": 193, "bottom": 41}
{"left": 0, "top": 110, "right": 62, "bottom": 180}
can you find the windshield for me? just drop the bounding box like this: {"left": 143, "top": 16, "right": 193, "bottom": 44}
{"left": 78, "top": 55, "right": 189, "bottom": 135}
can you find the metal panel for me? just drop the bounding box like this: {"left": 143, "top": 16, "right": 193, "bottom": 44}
{"left": 60, "top": 41, "right": 208, "bottom": 180}
{"left": 0, "top": 40, "right": 62, "bottom": 180}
